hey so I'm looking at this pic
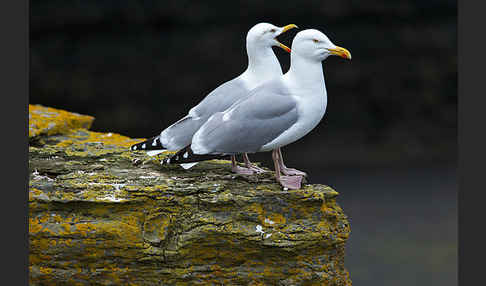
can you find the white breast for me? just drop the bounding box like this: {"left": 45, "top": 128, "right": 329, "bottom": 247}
{"left": 260, "top": 85, "right": 327, "bottom": 152}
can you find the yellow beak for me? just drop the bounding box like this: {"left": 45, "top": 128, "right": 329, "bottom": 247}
{"left": 281, "top": 24, "right": 298, "bottom": 33}
{"left": 276, "top": 24, "right": 298, "bottom": 53}
{"left": 278, "top": 42, "right": 291, "bottom": 53}
{"left": 328, "top": 46, "right": 352, "bottom": 60}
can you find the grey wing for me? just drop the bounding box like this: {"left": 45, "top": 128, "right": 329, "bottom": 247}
{"left": 190, "top": 78, "right": 249, "bottom": 117}
{"left": 160, "top": 78, "right": 249, "bottom": 150}
{"left": 193, "top": 81, "right": 298, "bottom": 154}
{"left": 159, "top": 115, "right": 206, "bottom": 150}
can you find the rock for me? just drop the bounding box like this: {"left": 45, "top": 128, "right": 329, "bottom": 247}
{"left": 29, "top": 104, "right": 94, "bottom": 138}
{"left": 29, "top": 105, "right": 352, "bottom": 285}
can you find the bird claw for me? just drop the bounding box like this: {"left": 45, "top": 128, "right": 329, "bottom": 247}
{"left": 277, "top": 175, "right": 303, "bottom": 190}
{"left": 231, "top": 165, "right": 257, "bottom": 175}
{"left": 246, "top": 164, "right": 267, "bottom": 174}
{"left": 281, "top": 167, "right": 307, "bottom": 177}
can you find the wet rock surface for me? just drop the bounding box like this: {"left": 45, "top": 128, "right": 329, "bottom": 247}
{"left": 29, "top": 105, "right": 352, "bottom": 285}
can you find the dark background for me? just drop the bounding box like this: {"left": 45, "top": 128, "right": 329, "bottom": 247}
{"left": 30, "top": 1, "right": 457, "bottom": 285}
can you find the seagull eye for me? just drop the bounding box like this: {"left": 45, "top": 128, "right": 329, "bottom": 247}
{"left": 270, "top": 29, "right": 277, "bottom": 33}
{"left": 313, "top": 39, "right": 319, "bottom": 43}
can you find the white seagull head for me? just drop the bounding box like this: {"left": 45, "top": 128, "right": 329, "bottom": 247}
{"left": 246, "top": 22, "right": 298, "bottom": 53}
{"left": 290, "top": 29, "right": 351, "bottom": 62}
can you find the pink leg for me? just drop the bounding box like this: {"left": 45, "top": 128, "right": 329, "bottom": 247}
{"left": 277, "top": 147, "right": 308, "bottom": 177}
{"left": 243, "top": 153, "right": 267, "bottom": 173}
{"left": 231, "top": 155, "right": 255, "bottom": 175}
{"left": 272, "top": 149, "right": 303, "bottom": 190}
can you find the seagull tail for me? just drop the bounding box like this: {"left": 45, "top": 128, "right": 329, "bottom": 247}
{"left": 161, "top": 145, "right": 227, "bottom": 165}
{"left": 130, "top": 136, "right": 166, "bottom": 152}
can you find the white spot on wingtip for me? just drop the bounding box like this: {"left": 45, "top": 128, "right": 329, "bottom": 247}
{"left": 152, "top": 139, "right": 157, "bottom": 146}
{"left": 142, "top": 143, "right": 146, "bottom": 149}
{"left": 183, "top": 152, "right": 189, "bottom": 158}
{"left": 133, "top": 146, "right": 137, "bottom": 150}
{"left": 166, "top": 158, "right": 171, "bottom": 164}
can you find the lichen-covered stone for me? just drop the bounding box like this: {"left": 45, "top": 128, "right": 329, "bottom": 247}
{"left": 29, "top": 106, "right": 352, "bottom": 285}
{"left": 29, "top": 104, "right": 95, "bottom": 138}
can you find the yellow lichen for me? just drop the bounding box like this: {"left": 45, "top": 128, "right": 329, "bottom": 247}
{"left": 317, "top": 221, "right": 331, "bottom": 232}
{"left": 49, "top": 239, "right": 57, "bottom": 247}
{"left": 29, "top": 254, "right": 41, "bottom": 265}
{"left": 89, "top": 207, "right": 110, "bottom": 217}
{"left": 321, "top": 202, "right": 338, "bottom": 217}
{"left": 75, "top": 222, "right": 95, "bottom": 237}
{"left": 29, "top": 104, "right": 94, "bottom": 138}
{"left": 248, "top": 203, "right": 264, "bottom": 215}
{"left": 60, "top": 223, "right": 71, "bottom": 234}
{"left": 29, "top": 217, "right": 43, "bottom": 234}
{"left": 75, "top": 130, "right": 139, "bottom": 148}
{"left": 207, "top": 159, "right": 232, "bottom": 165}
{"left": 52, "top": 214, "right": 63, "bottom": 223}
{"left": 29, "top": 188, "right": 43, "bottom": 201}
{"left": 39, "top": 266, "right": 53, "bottom": 275}
{"left": 55, "top": 139, "right": 74, "bottom": 147}
{"left": 264, "top": 213, "right": 286, "bottom": 226}
{"left": 248, "top": 203, "right": 286, "bottom": 227}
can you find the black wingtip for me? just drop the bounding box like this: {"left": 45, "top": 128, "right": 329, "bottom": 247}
{"left": 162, "top": 145, "right": 227, "bottom": 165}
{"left": 130, "top": 136, "right": 165, "bottom": 151}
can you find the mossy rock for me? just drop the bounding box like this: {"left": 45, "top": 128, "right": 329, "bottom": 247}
{"left": 29, "top": 105, "right": 352, "bottom": 286}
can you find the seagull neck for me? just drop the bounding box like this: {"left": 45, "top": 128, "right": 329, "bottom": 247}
{"left": 286, "top": 55, "right": 325, "bottom": 89}
{"left": 243, "top": 45, "right": 282, "bottom": 85}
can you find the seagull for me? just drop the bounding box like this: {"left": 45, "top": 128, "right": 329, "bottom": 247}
{"left": 162, "top": 29, "right": 351, "bottom": 190}
{"left": 130, "top": 22, "right": 298, "bottom": 173}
